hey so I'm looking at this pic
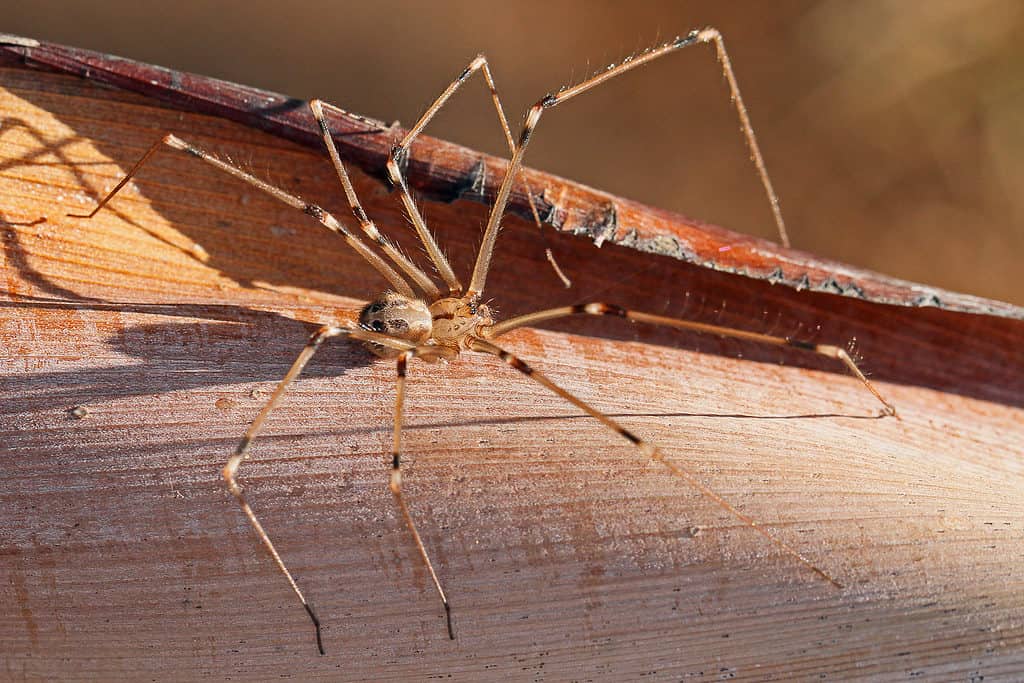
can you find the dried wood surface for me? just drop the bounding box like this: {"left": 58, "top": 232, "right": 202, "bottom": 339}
{"left": 2, "top": 34, "right": 1019, "bottom": 319}
{"left": 2, "top": 54, "right": 1023, "bottom": 682}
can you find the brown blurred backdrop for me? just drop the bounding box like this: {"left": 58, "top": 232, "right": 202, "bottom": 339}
{"left": 5, "top": 0, "right": 1023, "bottom": 305}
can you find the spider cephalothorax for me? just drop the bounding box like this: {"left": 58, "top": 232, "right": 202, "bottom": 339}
{"left": 426, "top": 296, "right": 494, "bottom": 349}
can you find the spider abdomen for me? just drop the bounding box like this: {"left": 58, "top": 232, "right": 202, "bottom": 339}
{"left": 358, "top": 291, "right": 432, "bottom": 357}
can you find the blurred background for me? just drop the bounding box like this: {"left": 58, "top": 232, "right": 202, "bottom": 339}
{"left": 5, "top": 0, "right": 1023, "bottom": 305}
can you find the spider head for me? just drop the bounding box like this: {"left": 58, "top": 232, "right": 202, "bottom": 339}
{"left": 358, "top": 291, "right": 432, "bottom": 357}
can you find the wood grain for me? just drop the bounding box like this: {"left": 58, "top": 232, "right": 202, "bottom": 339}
{"left": 2, "top": 58, "right": 1023, "bottom": 681}
{"left": 2, "top": 34, "right": 1019, "bottom": 319}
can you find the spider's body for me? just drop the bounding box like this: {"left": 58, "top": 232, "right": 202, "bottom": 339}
{"left": 74, "top": 27, "right": 895, "bottom": 656}
{"left": 359, "top": 292, "right": 494, "bottom": 358}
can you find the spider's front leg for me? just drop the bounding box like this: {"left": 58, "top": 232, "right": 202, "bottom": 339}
{"left": 68, "top": 132, "right": 417, "bottom": 298}
{"left": 308, "top": 99, "right": 442, "bottom": 299}
{"left": 470, "top": 28, "right": 789, "bottom": 298}
{"left": 370, "top": 53, "right": 561, "bottom": 291}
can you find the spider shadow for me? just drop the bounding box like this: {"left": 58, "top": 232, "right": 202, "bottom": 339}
{"left": 0, "top": 105, "right": 386, "bottom": 304}
{"left": 0, "top": 294, "right": 379, "bottom": 419}
{"left": 401, "top": 409, "right": 887, "bottom": 433}
{"left": 4, "top": 84, "right": 1023, "bottom": 412}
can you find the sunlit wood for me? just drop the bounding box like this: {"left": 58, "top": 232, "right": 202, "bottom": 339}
{"left": 2, "top": 60, "right": 1022, "bottom": 680}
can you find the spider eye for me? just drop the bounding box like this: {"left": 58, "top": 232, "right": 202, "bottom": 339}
{"left": 371, "top": 320, "right": 385, "bottom": 332}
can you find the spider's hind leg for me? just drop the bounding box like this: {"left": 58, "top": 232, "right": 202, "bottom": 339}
{"left": 223, "top": 324, "right": 419, "bottom": 655}
{"left": 483, "top": 303, "right": 897, "bottom": 417}
{"left": 389, "top": 346, "right": 459, "bottom": 640}
{"left": 467, "top": 335, "right": 844, "bottom": 588}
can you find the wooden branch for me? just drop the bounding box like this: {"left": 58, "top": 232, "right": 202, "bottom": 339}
{"left": 2, "top": 43, "right": 1023, "bottom": 680}
{"left": 2, "top": 34, "right": 1017, "bottom": 319}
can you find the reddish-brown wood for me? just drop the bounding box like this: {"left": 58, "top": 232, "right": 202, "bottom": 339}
{"left": 2, "top": 34, "right": 1018, "bottom": 319}
{"left": 2, "top": 45, "right": 1022, "bottom": 681}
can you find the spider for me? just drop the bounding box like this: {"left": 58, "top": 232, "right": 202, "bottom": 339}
{"left": 71, "top": 28, "right": 896, "bottom": 656}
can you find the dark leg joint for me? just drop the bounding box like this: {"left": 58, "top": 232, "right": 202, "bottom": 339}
{"left": 578, "top": 302, "right": 626, "bottom": 317}
{"left": 674, "top": 30, "right": 700, "bottom": 47}
{"left": 388, "top": 145, "right": 409, "bottom": 184}
{"left": 390, "top": 145, "right": 408, "bottom": 166}
{"left": 499, "top": 350, "right": 533, "bottom": 375}
{"left": 619, "top": 428, "right": 642, "bottom": 445}
{"left": 518, "top": 128, "right": 531, "bottom": 148}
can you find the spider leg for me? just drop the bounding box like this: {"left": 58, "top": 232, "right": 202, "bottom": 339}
{"left": 467, "top": 336, "right": 843, "bottom": 589}
{"left": 309, "top": 99, "right": 443, "bottom": 299}
{"left": 390, "top": 346, "right": 459, "bottom": 640}
{"left": 223, "top": 324, "right": 418, "bottom": 656}
{"left": 469, "top": 28, "right": 788, "bottom": 297}
{"left": 483, "top": 303, "right": 896, "bottom": 416}
{"left": 379, "top": 55, "right": 569, "bottom": 291}
{"left": 68, "top": 133, "right": 416, "bottom": 298}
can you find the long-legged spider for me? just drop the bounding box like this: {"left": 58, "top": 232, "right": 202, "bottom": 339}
{"left": 71, "top": 28, "right": 896, "bottom": 655}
